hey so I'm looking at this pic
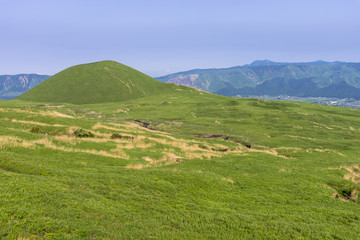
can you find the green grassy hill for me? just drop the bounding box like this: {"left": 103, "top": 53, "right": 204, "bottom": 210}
{"left": 1, "top": 62, "right": 360, "bottom": 239}
{"left": 19, "top": 61, "right": 179, "bottom": 104}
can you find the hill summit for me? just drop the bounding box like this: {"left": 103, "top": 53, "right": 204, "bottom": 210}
{"left": 19, "top": 61, "right": 173, "bottom": 104}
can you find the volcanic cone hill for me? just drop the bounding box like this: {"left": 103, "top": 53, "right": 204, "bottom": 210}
{"left": 18, "top": 61, "right": 179, "bottom": 104}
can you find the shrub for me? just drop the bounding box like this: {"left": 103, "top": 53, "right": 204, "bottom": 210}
{"left": 30, "top": 126, "right": 41, "bottom": 134}
{"left": 198, "top": 144, "right": 209, "bottom": 150}
{"left": 111, "top": 133, "right": 134, "bottom": 140}
{"left": 74, "top": 129, "right": 94, "bottom": 138}
{"left": 211, "top": 147, "right": 228, "bottom": 152}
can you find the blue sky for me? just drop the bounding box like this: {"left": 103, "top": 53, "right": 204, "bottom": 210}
{"left": 0, "top": 0, "right": 359, "bottom": 76}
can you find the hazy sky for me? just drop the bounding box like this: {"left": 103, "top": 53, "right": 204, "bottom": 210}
{"left": 1, "top": 0, "right": 359, "bottom": 76}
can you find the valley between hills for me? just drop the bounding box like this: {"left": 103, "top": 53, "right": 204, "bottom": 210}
{"left": 1, "top": 61, "right": 360, "bottom": 239}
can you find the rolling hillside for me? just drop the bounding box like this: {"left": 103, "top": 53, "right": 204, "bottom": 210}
{"left": 157, "top": 60, "right": 360, "bottom": 98}
{"left": 1, "top": 61, "right": 360, "bottom": 239}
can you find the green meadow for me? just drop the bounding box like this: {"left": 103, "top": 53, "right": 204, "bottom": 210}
{"left": 1, "top": 61, "right": 360, "bottom": 239}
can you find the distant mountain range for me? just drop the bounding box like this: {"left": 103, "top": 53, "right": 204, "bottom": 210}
{"left": 157, "top": 60, "right": 360, "bottom": 99}
{"left": 0, "top": 74, "right": 50, "bottom": 99}
{"left": 2, "top": 60, "right": 360, "bottom": 100}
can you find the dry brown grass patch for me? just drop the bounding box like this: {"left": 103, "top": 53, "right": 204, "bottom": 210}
{"left": 54, "top": 135, "right": 78, "bottom": 145}
{"left": 41, "top": 105, "right": 65, "bottom": 109}
{"left": 9, "top": 108, "right": 74, "bottom": 118}
{"left": 81, "top": 137, "right": 111, "bottom": 143}
{"left": 17, "top": 236, "right": 38, "bottom": 240}
{"left": 184, "top": 152, "right": 216, "bottom": 160}
{"left": 307, "top": 148, "right": 345, "bottom": 156}
{"left": 0, "top": 135, "right": 128, "bottom": 159}
{"left": 123, "top": 141, "right": 153, "bottom": 149}
{"left": 11, "top": 119, "right": 65, "bottom": 127}
{"left": 114, "top": 108, "right": 129, "bottom": 113}
{"left": 223, "top": 177, "right": 234, "bottom": 184}
{"left": 275, "top": 147, "right": 302, "bottom": 150}
{"left": 39, "top": 111, "right": 74, "bottom": 118}
{"left": 66, "top": 126, "right": 80, "bottom": 135}
{"left": 108, "top": 122, "right": 177, "bottom": 140}
{"left": 248, "top": 148, "right": 292, "bottom": 159}
{"left": 93, "top": 123, "right": 121, "bottom": 131}
{"left": 0, "top": 135, "right": 20, "bottom": 149}
{"left": 110, "top": 146, "right": 128, "bottom": 159}
{"left": 142, "top": 152, "right": 183, "bottom": 164}
{"left": 127, "top": 152, "right": 183, "bottom": 170}
{"left": 4, "top": 127, "right": 29, "bottom": 133}
{"left": 285, "top": 135, "right": 316, "bottom": 141}
{"left": 341, "top": 165, "right": 360, "bottom": 184}
{"left": 313, "top": 122, "right": 333, "bottom": 130}
{"left": 125, "top": 164, "right": 148, "bottom": 169}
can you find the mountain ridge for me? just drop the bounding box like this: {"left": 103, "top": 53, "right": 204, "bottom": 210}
{"left": 0, "top": 74, "right": 50, "bottom": 99}
{"left": 157, "top": 60, "right": 360, "bottom": 98}
{"left": 3, "top": 60, "right": 360, "bottom": 100}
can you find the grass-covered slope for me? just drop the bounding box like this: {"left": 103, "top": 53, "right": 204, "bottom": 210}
{"left": 2, "top": 62, "right": 360, "bottom": 239}
{"left": 18, "top": 61, "right": 176, "bottom": 104}
{"left": 1, "top": 91, "right": 360, "bottom": 239}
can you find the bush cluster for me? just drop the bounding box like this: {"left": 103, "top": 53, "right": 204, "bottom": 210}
{"left": 29, "top": 126, "right": 41, "bottom": 134}
{"left": 198, "top": 144, "right": 209, "bottom": 150}
{"left": 74, "top": 129, "right": 94, "bottom": 138}
{"left": 110, "top": 133, "right": 134, "bottom": 140}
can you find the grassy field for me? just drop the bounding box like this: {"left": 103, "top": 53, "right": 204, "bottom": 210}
{"left": 1, "top": 91, "right": 360, "bottom": 239}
